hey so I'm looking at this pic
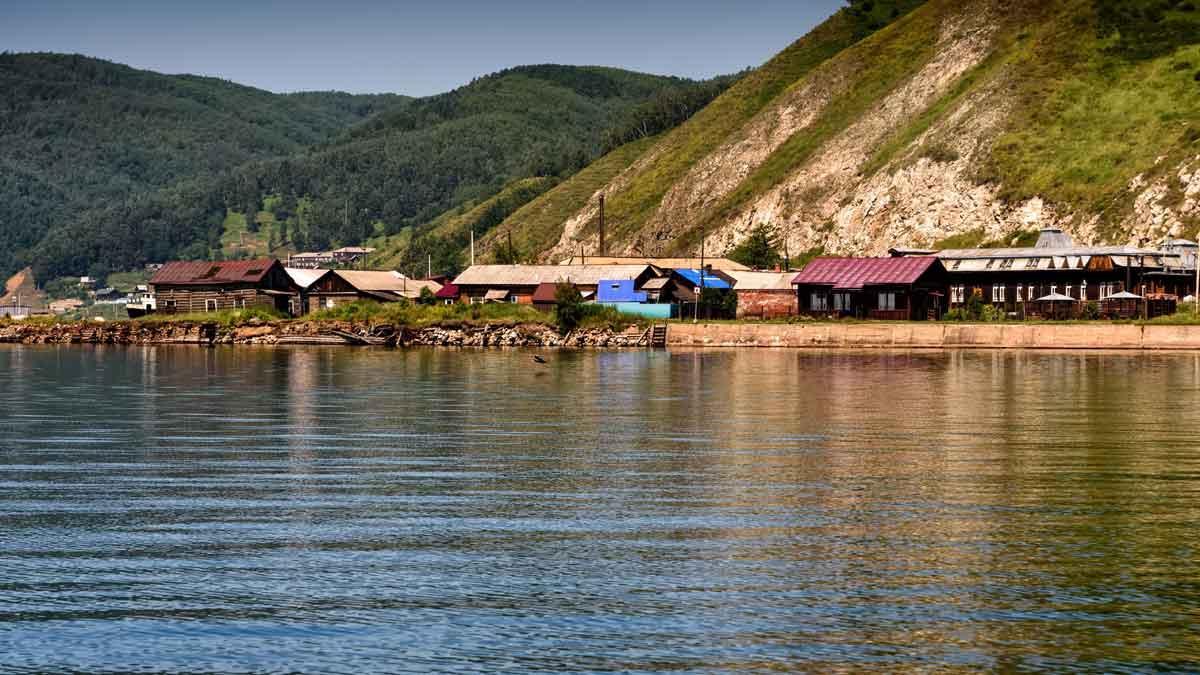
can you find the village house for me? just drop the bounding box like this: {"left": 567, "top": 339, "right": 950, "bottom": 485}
{"left": 725, "top": 270, "right": 798, "bottom": 319}
{"left": 298, "top": 270, "right": 441, "bottom": 313}
{"left": 911, "top": 228, "right": 1192, "bottom": 318}
{"left": 287, "top": 247, "right": 377, "bottom": 269}
{"left": 793, "top": 257, "right": 948, "bottom": 320}
{"left": 450, "top": 265, "right": 658, "bottom": 304}
{"left": 150, "top": 259, "right": 299, "bottom": 315}
{"left": 49, "top": 298, "right": 85, "bottom": 314}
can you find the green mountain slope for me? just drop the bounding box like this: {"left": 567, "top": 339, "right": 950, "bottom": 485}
{"left": 4, "top": 57, "right": 726, "bottom": 279}
{"left": 0, "top": 53, "right": 403, "bottom": 277}
{"left": 495, "top": 0, "right": 1200, "bottom": 264}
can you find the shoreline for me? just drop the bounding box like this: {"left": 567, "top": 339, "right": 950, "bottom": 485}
{"left": 9, "top": 319, "right": 1200, "bottom": 350}
{"left": 668, "top": 322, "right": 1200, "bottom": 350}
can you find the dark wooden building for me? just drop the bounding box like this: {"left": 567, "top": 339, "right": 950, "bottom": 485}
{"left": 928, "top": 228, "right": 1192, "bottom": 318}
{"left": 151, "top": 259, "right": 299, "bottom": 315}
{"left": 792, "top": 257, "right": 948, "bottom": 320}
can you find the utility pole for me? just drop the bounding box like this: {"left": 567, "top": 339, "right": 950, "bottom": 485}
{"left": 598, "top": 194, "right": 606, "bottom": 256}
{"left": 428, "top": 254, "right": 432, "bottom": 279}
{"left": 508, "top": 231, "right": 515, "bottom": 264}
{"left": 470, "top": 229, "right": 475, "bottom": 266}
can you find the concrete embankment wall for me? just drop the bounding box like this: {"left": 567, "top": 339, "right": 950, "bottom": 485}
{"left": 668, "top": 322, "right": 1200, "bottom": 350}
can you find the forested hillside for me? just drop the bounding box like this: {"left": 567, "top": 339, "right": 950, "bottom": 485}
{"left": 482, "top": 0, "right": 1200, "bottom": 265}
{"left": 0, "top": 53, "right": 402, "bottom": 279}
{"left": 2, "top": 55, "right": 729, "bottom": 281}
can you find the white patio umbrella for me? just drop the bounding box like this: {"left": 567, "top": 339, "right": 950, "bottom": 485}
{"left": 1035, "top": 292, "right": 1077, "bottom": 302}
{"left": 1101, "top": 291, "right": 1144, "bottom": 300}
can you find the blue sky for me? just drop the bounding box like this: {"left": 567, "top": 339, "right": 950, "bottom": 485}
{"left": 1, "top": 0, "right": 846, "bottom": 96}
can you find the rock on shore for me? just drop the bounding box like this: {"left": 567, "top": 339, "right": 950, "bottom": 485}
{"left": 0, "top": 319, "right": 649, "bottom": 348}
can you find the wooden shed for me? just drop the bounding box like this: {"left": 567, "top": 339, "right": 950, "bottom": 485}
{"left": 151, "top": 259, "right": 299, "bottom": 315}
{"left": 792, "top": 257, "right": 947, "bottom": 320}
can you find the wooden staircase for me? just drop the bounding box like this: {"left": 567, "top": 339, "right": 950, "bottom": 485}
{"left": 646, "top": 323, "right": 668, "bottom": 348}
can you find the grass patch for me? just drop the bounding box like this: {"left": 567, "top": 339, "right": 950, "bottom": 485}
{"left": 304, "top": 300, "right": 648, "bottom": 330}
{"left": 137, "top": 306, "right": 286, "bottom": 327}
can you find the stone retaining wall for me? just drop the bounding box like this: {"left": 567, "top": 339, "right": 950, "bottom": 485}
{"left": 667, "top": 322, "right": 1200, "bottom": 350}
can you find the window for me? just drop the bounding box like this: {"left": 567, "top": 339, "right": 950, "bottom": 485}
{"left": 992, "top": 285, "right": 1006, "bottom": 303}
{"left": 1050, "top": 285, "right": 1058, "bottom": 296}
{"left": 810, "top": 292, "right": 828, "bottom": 311}
{"left": 1017, "top": 285, "right": 1024, "bottom": 302}
{"left": 1025, "top": 258, "right": 1040, "bottom": 269}
{"left": 326, "top": 297, "right": 336, "bottom": 309}
{"left": 878, "top": 292, "right": 897, "bottom": 311}
{"left": 205, "top": 299, "right": 217, "bottom": 312}
{"left": 1028, "top": 285, "right": 1037, "bottom": 301}
{"left": 833, "top": 293, "right": 851, "bottom": 312}
{"left": 951, "top": 285, "right": 965, "bottom": 304}
{"left": 1081, "top": 281, "right": 1088, "bottom": 300}
{"left": 999, "top": 259, "right": 1015, "bottom": 270}
{"left": 1065, "top": 285, "right": 1073, "bottom": 299}
{"left": 237, "top": 298, "right": 246, "bottom": 309}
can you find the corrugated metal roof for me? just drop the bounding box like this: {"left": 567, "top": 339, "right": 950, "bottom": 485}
{"left": 725, "top": 270, "right": 795, "bottom": 291}
{"left": 1035, "top": 228, "right": 1075, "bottom": 248}
{"left": 556, "top": 256, "right": 750, "bottom": 271}
{"left": 675, "top": 269, "right": 732, "bottom": 290}
{"left": 596, "top": 279, "right": 647, "bottom": 303}
{"left": 792, "top": 257, "right": 941, "bottom": 290}
{"left": 453, "top": 265, "right": 652, "bottom": 287}
{"left": 151, "top": 259, "right": 280, "bottom": 286}
{"left": 335, "top": 270, "right": 438, "bottom": 294}
{"left": 938, "top": 245, "right": 1161, "bottom": 259}
{"left": 435, "top": 282, "right": 460, "bottom": 299}
{"left": 531, "top": 282, "right": 559, "bottom": 303}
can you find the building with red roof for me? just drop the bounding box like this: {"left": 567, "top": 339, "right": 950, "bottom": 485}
{"left": 791, "top": 257, "right": 947, "bottom": 320}
{"left": 150, "top": 259, "right": 300, "bottom": 315}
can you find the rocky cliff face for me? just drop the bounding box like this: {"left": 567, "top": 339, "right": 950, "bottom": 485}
{"left": 518, "top": 0, "right": 1200, "bottom": 261}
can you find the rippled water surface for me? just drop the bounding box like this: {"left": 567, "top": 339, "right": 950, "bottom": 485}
{"left": 1, "top": 345, "right": 1199, "bottom": 673}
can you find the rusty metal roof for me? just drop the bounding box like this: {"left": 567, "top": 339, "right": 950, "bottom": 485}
{"left": 435, "top": 282, "right": 460, "bottom": 299}
{"left": 151, "top": 259, "right": 280, "bottom": 286}
{"left": 531, "top": 282, "right": 559, "bottom": 303}
{"left": 792, "top": 257, "right": 942, "bottom": 290}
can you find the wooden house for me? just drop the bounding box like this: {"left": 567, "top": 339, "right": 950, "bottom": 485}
{"left": 150, "top": 259, "right": 299, "bottom": 315}
{"left": 914, "top": 228, "right": 1192, "bottom": 317}
{"left": 300, "top": 270, "right": 441, "bottom": 313}
{"left": 793, "top": 257, "right": 948, "bottom": 320}
{"left": 450, "top": 265, "right": 658, "bottom": 304}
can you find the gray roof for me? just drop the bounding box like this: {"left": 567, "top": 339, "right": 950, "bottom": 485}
{"left": 1035, "top": 228, "right": 1075, "bottom": 248}
{"left": 937, "top": 245, "right": 1161, "bottom": 259}
{"left": 725, "top": 270, "right": 795, "bottom": 291}
{"left": 453, "top": 265, "right": 653, "bottom": 287}
{"left": 285, "top": 267, "right": 328, "bottom": 289}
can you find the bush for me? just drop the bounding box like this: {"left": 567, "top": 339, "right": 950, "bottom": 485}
{"left": 418, "top": 286, "right": 436, "bottom": 305}
{"left": 553, "top": 282, "right": 584, "bottom": 333}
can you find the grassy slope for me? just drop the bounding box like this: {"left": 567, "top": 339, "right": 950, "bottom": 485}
{"left": 557, "top": 0, "right": 929, "bottom": 248}
{"left": 366, "top": 176, "right": 557, "bottom": 270}
{"left": 982, "top": 0, "right": 1200, "bottom": 239}
{"left": 485, "top": 136, "right": 659, "bottom": 261}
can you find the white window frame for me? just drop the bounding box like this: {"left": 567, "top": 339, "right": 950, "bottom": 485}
{"left": 810, "top": 292, "right": 828, "bottom": 312}
{"left": 205, "top": 299, "right": 217, "bottom": 312}
{"left": 1016, "top": 285, "right": 1024, "bottom": 302}
{"left": 878, "top": 292, "right": 897, "bottom": 311}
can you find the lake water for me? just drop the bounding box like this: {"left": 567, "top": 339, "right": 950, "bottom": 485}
{"left": 1, "top": 345, "right": 1199, "bottom": 673}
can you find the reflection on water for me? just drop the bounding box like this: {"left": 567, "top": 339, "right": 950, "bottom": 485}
{"left": 1, "top": 346, "right": 1198, "bottom": 672}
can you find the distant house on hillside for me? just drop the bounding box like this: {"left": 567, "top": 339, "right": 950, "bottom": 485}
{"left": 151, "top": 259, "right": 299, "bottom": 315}
{"left": 287, "top": 247, "right": 376, "bottom": 270}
